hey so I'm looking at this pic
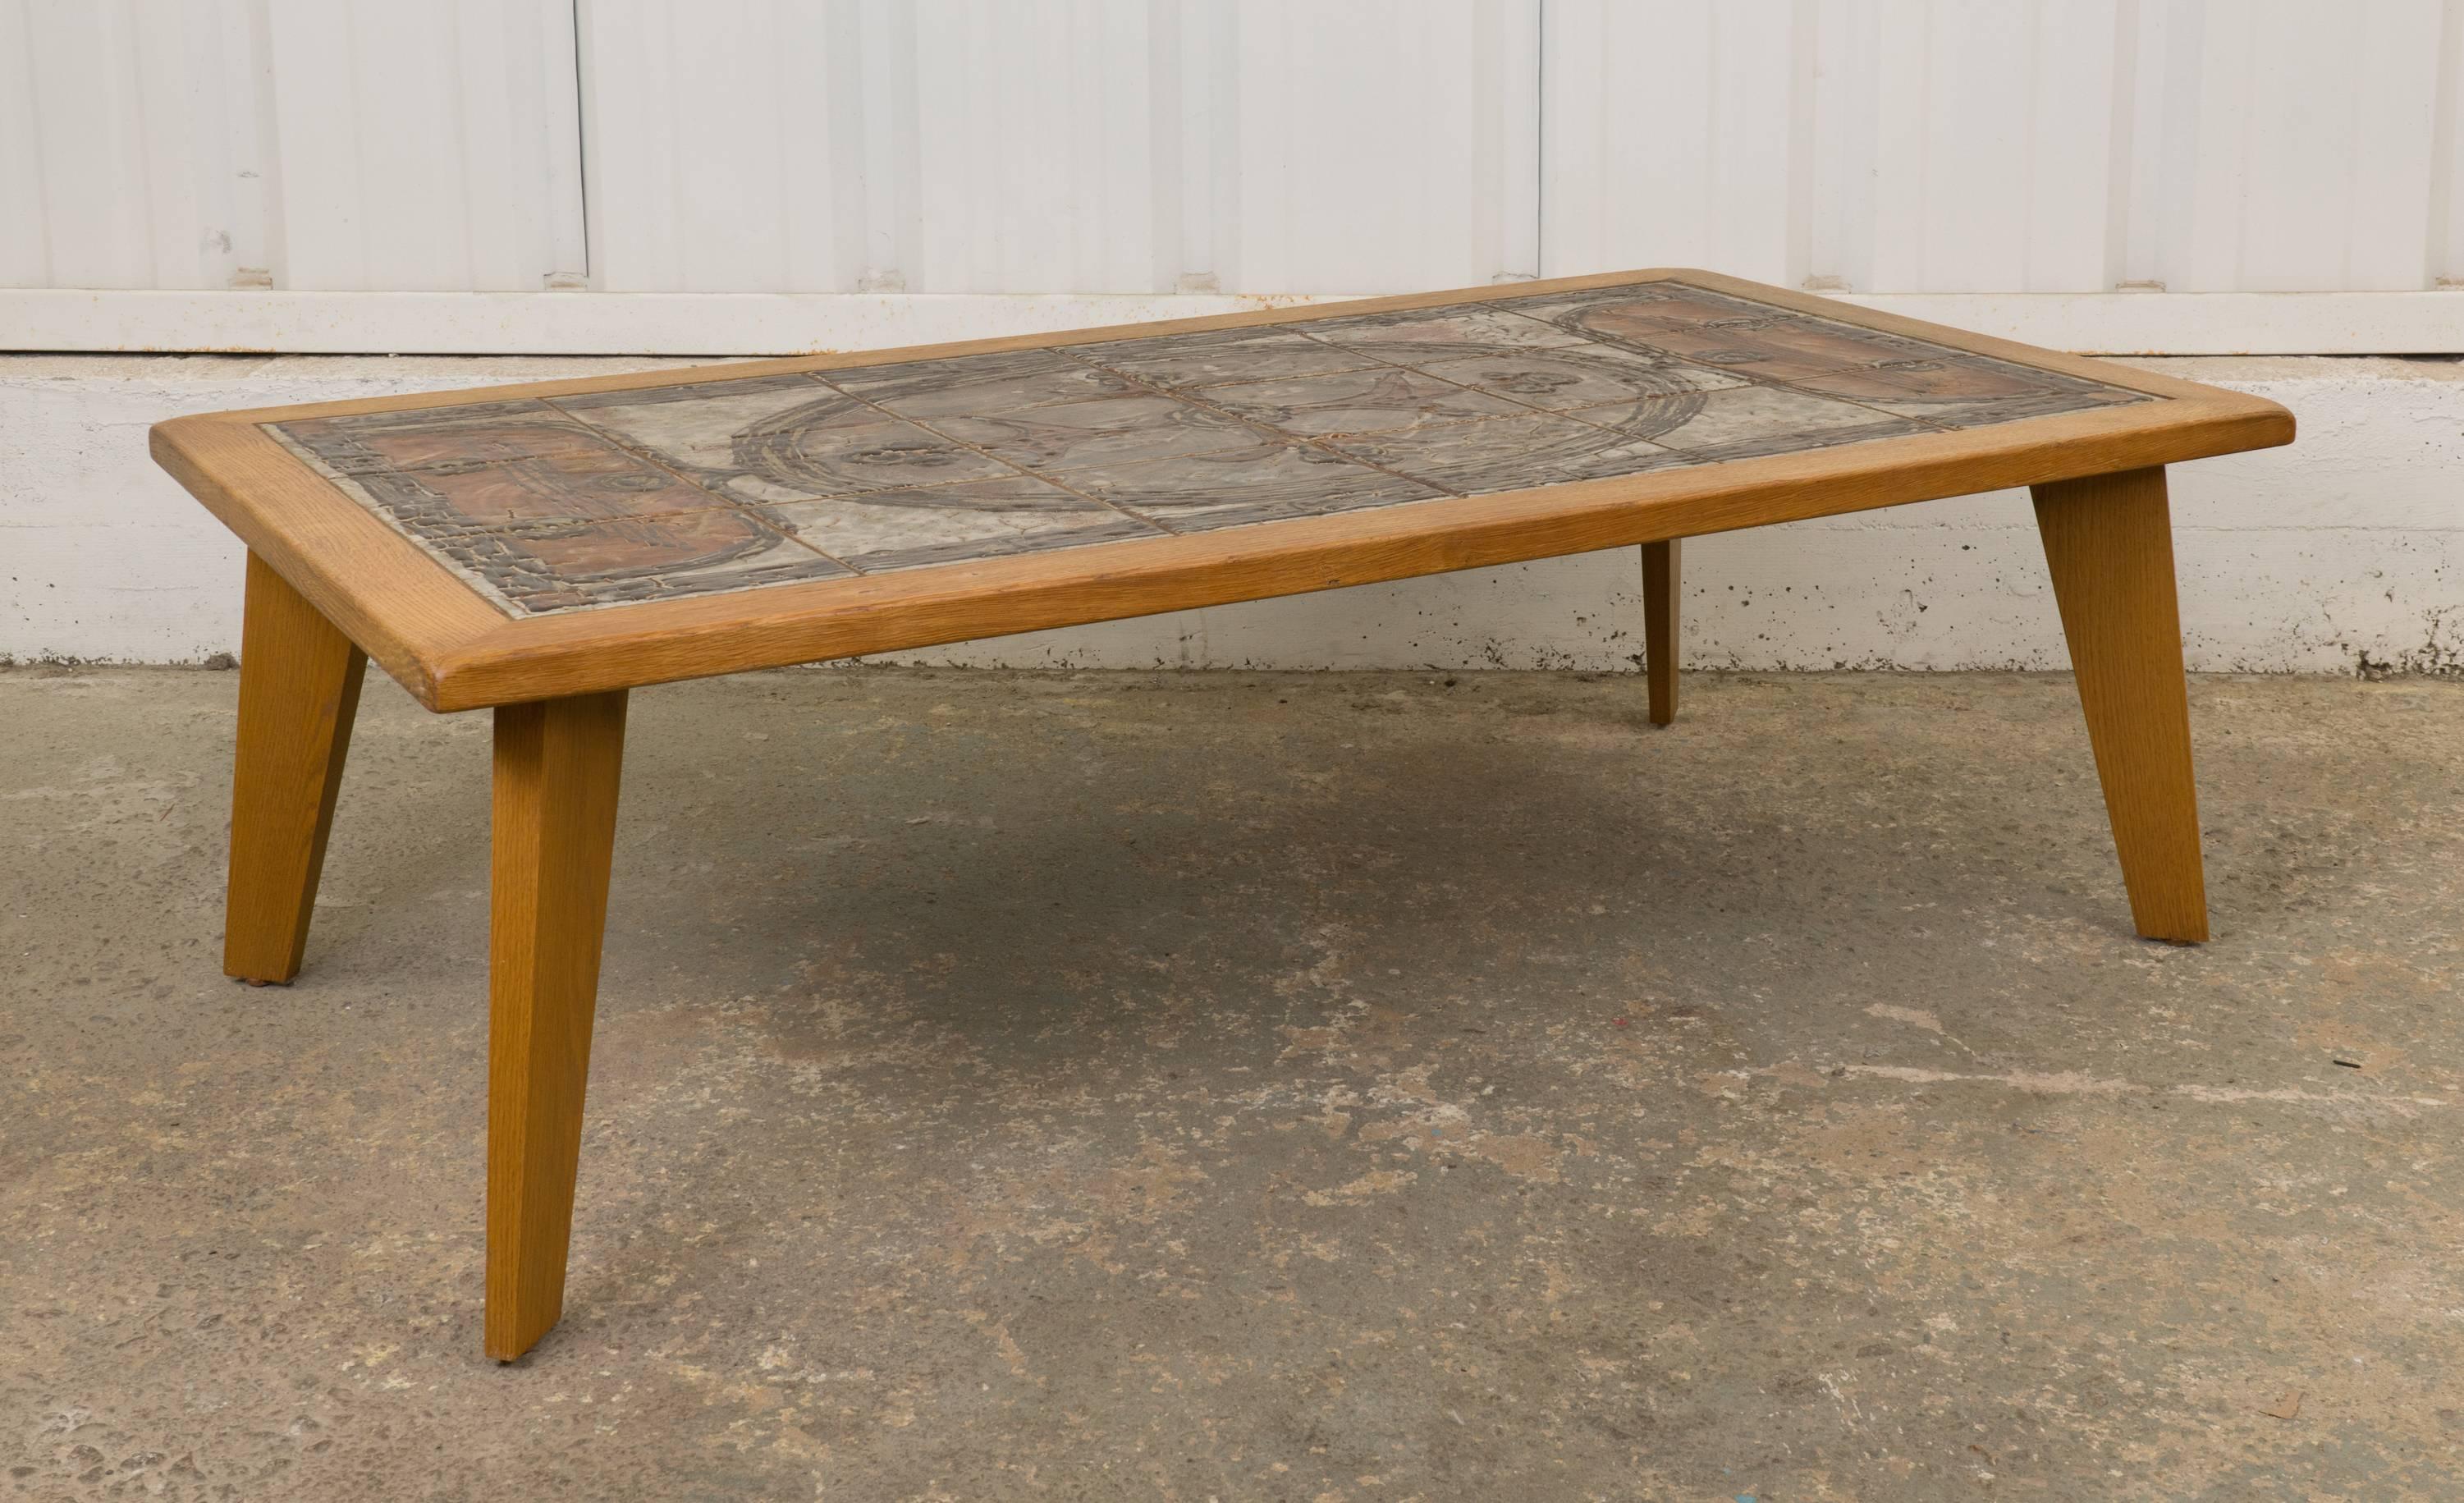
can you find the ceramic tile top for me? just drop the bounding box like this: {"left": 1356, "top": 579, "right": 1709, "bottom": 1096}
{"left": 267, "top": 278, "right": 2150, "bottom": 615}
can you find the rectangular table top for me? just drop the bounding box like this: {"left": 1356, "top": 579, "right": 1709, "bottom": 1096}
{"left": 153, "top": 269, "right": 2292, "bottom": 712}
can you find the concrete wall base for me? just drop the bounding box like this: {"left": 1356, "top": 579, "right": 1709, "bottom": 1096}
{"left": 5, "top": 354, "right": 2457, "bottom": 676}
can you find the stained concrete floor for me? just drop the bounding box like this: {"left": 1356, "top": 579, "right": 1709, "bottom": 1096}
{"left": 2, "top": 667, "right": 2459, "bottom": 1501}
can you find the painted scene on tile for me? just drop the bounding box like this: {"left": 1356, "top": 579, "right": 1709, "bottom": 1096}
{"left": 268, "top": 278, "right": 2150, "bottom": 615}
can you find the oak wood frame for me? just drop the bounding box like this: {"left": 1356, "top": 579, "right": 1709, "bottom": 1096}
{"left": 2031, "top": 468, "right": 2209, "bottom": 943}
{"left": 224, "top": 552, "right": 368, "bottom": 983}
{"left": 153, "top": 268, "right": 2293, "bottom": 715}
{"left": 486, "top": 690, "right": 630, "bottom": 1360}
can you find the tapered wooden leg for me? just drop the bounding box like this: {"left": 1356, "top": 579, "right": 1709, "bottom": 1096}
{"left": 486, "top": 690, "right": 628, "bottom": 1361}
{"left": 2031, "top": 467, "right": 2207, "bottom": 943}
{"left": 224, "top": 553, "right": 367, "bottom": 984}
{"left": 1641, "top": 538, "right": 1681, "bottom": 726}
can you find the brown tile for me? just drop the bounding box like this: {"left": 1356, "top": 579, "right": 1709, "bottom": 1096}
{"left": 766, "top": 474, "right": 1162, "bottom": 572}
{"left": 265, "top": 273, "right": 2154, "bottom": 616}
{"left": 279, "top": 399, "right": 608, "bottom": 474}
{"left": 428, "top": 511, "right": 851, "bottom": 613}
{"left": 826, "top": 350, "right": 1147, "bottom": 419}
{"left": 270, "top": 415, "right": 728, "bottom": 534}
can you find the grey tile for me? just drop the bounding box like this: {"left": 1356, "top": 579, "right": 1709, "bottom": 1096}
{"left": 1801, "top": 382, "right": 2146, "bottom": 428}
{"left": 826, "top": 351, "right": 1147, "bottom": 420}
{"left": 428, "top": 510, "right": 850, "bottom": 614}
{"left": 1321, "top": 412, "right": 1683, "bottom": 496}
{"left": 1070, "top": 329, "right": 1386, "bottom": 387}
{"left": 555, "top": 371, "right": 826, "bottom": 412}
{"left": 565, "top": 381, "right": 1015, "bottom": 502}
{"left": 1065, "top": 440, "right": 1444, "bottom": 531}
{"left": 765, "top": 474, "right": 1162, "bottom": 572}
{"left": 1401, "top": 346, "right": 1748, "bottom": 414}
{"left": 933, "top": 394, "right": 1267, "bottom": 475}
{"left": 268, "top": 273, "right": 2161, "bottom": 615}
{"left": 1486, "top": 282, "right": 1745, "bottom": 336}
{"left": 1190, "top": 366, "right": 1528, "bottom": 435}
{"left": 1637, "top": 384, "right": 1932, "bottom": 458}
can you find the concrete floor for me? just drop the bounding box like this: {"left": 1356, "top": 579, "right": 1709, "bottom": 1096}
{"left": 2, "top": 667, "right": 2459, "bottom": 1501}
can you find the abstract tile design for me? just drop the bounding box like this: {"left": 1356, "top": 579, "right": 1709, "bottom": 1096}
{"left": 1061, "top": 439, "right": 1444, "bottom": 530}
{"left": 268, "top": 276, "right": 2151, "bottom": 616}
{"left": 766, "top": 474, "right": 1161, "bottom": 573}
{"left": 1191, "top": 366, "right": 1531, "bottom": 435}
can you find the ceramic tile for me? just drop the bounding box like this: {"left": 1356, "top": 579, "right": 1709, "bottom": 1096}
{"left": 1190, "top": 365, "right": 1531, "bottom": 435}
{"left": 1065, "top": 439, "right": 1444, "bottom": 531}
{"left": 1633, "top": 384, "right": 1932, "bottom": 459}
{"left": 264, "top": 275, "right": 2152, "bottom": 616}
{"left": 826, "top": 350, "right": 1147, "bottom": 419}
{"left": 272, "top": 406, "right": 730, "bottom": 535}
{"left": 1069, "top": 329, "right": 1386, "bottom": 387}
{"left": 933, "top": 394, "right": 1267, "bottom": 474}
{"left": 765, "top": 474, "right": 1162, "bottom": 571}
{"left": 562, "top": 378, "right": 1016, "bottom": 502}
{"left": 1307, "top": 305, "right": 1592, "bottom": 353}
{"left": 1399, "top": 345, "right": 1748, "bottom": 414}
{"left": 424, "top": 511, "right": 850, "bottom": 614}
{"left": 1321, "top": 412, "right": 1683, "bottom": 495}
{"left": 1501, "top": 283, "right": 2136, "bottom": 428}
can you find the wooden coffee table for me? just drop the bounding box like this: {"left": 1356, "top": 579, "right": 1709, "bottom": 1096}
{"left": 152, "top": 269, "right": 2293, "bottom": 1360}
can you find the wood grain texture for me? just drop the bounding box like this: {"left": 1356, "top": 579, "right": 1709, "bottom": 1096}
{"left": 2032, "top": 467, "right": 2208, "bottom": 943}
{"left": 223, "top": 552, "right": 367, "bottom": 983}
{"left": 152, "top": 421, "right": 505, "bottom": 708}
{"left": 149, "top": 268, "right": 2297, "bottom": 713}
{"left": 1640, "top": 538, "right": 1680, "bottom": 726}
{"left": 485, "top": 690, "right": 628, "bottom": 1361}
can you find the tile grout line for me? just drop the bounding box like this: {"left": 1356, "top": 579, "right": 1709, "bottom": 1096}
{"left": 1268, "top": 325, "right": 1700, "bottom": 454}
{"left": 1047, "top": 344, "right": 1472, "bottom": 501}
{"left": 264, "top": 415, "right": 806, "bottom": 614}
{"left": 1474, "top": 289, "right": 1971, "bottom": 435}
{"left": 1478, "top": 279, "right": 2150, "bottom": 435}
{"left": 533, "top": 392, "right": 868, "bottom": 576}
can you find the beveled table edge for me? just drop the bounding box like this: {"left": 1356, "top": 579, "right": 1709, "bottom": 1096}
{"left": 149, "top": 268, "right": 2296, "bottom": 713}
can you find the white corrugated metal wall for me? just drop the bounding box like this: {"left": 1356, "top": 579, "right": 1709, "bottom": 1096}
{"left": 3, "top": 0, "right": 2463, "bottom": 346}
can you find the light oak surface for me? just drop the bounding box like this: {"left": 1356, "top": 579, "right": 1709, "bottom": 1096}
{"left": 484, "top": 690, "right": 630, "bottom": 1360}
{"left": 222, "top": 552, "right": 367, "bottom": 984}
{"left": 2031, "top": 469, "right": 2210, "bottom": 943}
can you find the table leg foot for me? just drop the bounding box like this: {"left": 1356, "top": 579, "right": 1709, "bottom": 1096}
{"left": 1642, "top": 538, "right": 1681, "bottom": 726}
{"left": 485, "top": 690, "right": 629, "bottom": 1361}
{"left": 2031, "top": 467, "right": 2209, "bottom": 943}
{"left": 224, "top": 553, "right": 367, "bottom": 984}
